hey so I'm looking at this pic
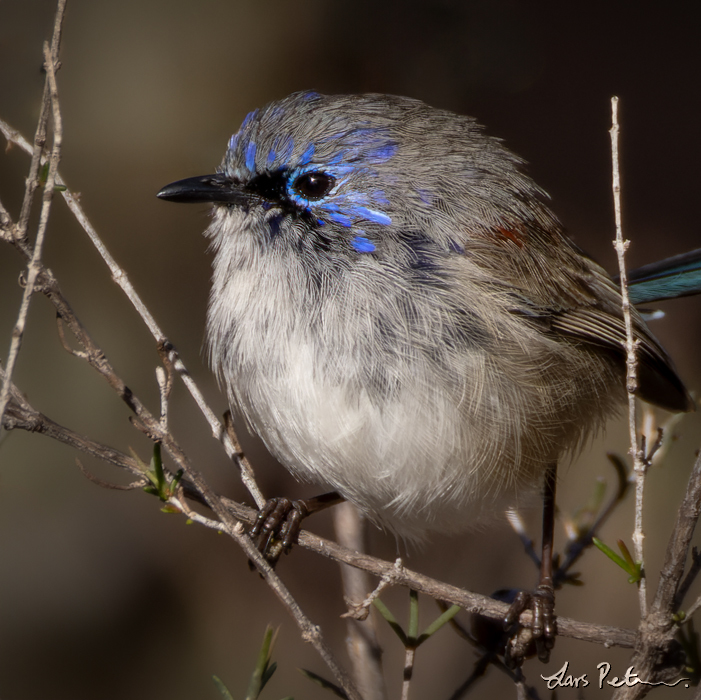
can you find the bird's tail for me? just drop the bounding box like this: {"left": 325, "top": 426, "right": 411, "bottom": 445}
{"left": 625, "top": 248, "right": 701, "bottom": 305}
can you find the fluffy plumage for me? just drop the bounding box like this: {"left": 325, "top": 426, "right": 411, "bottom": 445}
{"left": 159, "top": 92, "right": 692, "bottom": 540}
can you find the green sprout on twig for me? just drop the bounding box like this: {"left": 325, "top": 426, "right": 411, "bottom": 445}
{"left": 138, "top": 442, "right": 183, "bottom": 507}
{"left": 593, "top": 537, "right": 643, "bottom": 584}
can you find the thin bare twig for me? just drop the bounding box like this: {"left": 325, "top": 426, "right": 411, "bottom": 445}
{"left": 3, "top": 305, "right": 362, "bottom": 700}
{"left": 0, "top": 119, "right": 266, "bottom": 512}
{"left": 1, "top": 367, "right": 636, "bottom": 664}
{"left": 333, "top": 501, "right": 387, "bottom": 700}
{"left": 14, "top": 1, "right": 66, "bottom": 244}
{"left": 610, "top": 95, "right": 648, "bottom": 617}
{"left": 401, "top": 647, "right": 415, "bottom": 700}
{"left": 607, "top": 101, "right": 701, "bottom": 698}
{"left": 1, "top": 11, "right": 359, "bottom": 688}
{"left": 611, "top": 451, "right": 701, "bottom": 700}
{"left": 342, "top": 557, "right": 405, "bottom": 621}
{"left": 71, "top": 195, "right": 264, "bottom": 507}
{"left": 0, "top": 13, "right": 66, "bottom": 434}
{"left": 172, "top": 494, "right": 365, "bottom": 700}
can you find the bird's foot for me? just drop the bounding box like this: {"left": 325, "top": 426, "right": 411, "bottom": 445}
{"left": 249, "top": 497, "right": 308, "bottom": 565}
{"left": 503, "top": 584, "right": 556, "bottom": 667}
{"left": 249, "top": 491, "right": 343, "bottom": 565}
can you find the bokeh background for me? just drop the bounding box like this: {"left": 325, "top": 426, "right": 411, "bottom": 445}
{"left": 1, "top": 1, "right": 700, "bottom": 698}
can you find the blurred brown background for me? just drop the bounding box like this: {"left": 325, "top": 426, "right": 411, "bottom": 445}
{"left": 1, "top": 1, "right": 700, "bottom": 698}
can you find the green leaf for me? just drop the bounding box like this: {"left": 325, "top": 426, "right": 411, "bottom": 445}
{"left": 39, "top": 161, "right": 49, "bottom": 185}
{"left": 593, "top": 537, "right": 627, "bottom": 568}
{"left": 139, "top": 444, "right": 181, "bottom": 502}
{"left": 417, "top": 604, "right": 461, "bottom": 645}
{"left": 617, "top": 539, "right": 636, "bottom": 570}
{"left": 372, "top": 598, "right": 408, "bottom": 645}
{"left": 212, "top": 675, "right": 234, "bottom": 700}
{"left": 299, "top": 669, "right": 347, "bottom": 698}
{"left": 261, "top": 660, "right": 277, "bottom": 690}
{"left": 246, "top": 626, "right": 277, "bottom": 700}
{"left": 593, "top": 537, "right": 643, "bottom": 583}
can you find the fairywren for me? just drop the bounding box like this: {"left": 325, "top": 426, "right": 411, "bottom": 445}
{"left": 158, "top": 91, "right": 693, "bottom": 543}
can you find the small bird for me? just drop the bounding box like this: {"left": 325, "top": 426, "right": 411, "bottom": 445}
{"left": 158, "top": 91, "right": 697, "bottom": 657}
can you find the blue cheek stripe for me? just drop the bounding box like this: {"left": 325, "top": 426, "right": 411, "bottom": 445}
{"left": 331, "top": 192, "right": 370, "bottom": 208}
{"left": 318, "top": 208, "right": 391, "bottom": 227}
{"left": 354, "top": 207, "right": 392, "bottom": 225}
{"left": 352, "top": 236, "right": 376, "bottom": 253}
{"left": 315, "top": 193, "right": 392, "bottom": 228}
{"left": 245, "top": 141, "right": 257, "bottom": 172}
{"left": 327, "top": 212, "right": 354, "bottom": 227}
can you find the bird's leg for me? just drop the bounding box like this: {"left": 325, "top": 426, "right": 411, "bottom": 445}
{"left": 250, "top": 491, "right": 344, "bottom": 564}
{"left": 504, "top": 462, "right": 557, "bottom": 665}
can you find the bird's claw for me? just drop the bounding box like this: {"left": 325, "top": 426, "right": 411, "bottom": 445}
{"left": 503, "top": 585, "right": 556, "bottom": 667}
{"left": 249, "top": 497, "right": 309, "bottom": 565}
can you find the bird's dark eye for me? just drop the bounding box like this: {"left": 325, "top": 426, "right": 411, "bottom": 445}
{"left": 292, "top": 171, "right": 335, "bottom": 200}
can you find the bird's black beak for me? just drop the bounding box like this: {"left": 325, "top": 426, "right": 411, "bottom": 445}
{"left": 157, "top": 173, "right": 248, "bottom": 205}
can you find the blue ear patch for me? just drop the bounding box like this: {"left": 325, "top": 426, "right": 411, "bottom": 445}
{"left": 351, "top": 235, "right": 376, "bottom": 253}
